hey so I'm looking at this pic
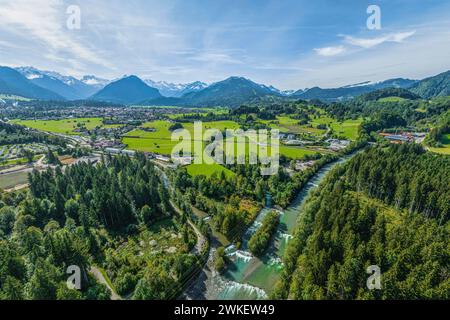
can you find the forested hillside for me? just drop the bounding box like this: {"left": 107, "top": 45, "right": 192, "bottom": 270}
{"left": 323, "top": 94, "right": 449, "bottom": 125}
{"left": 274, "top": 144, "right": 449, "bottom": 300}
{"left": 170, "top": 155, "right": 335, "bottom": 241}
{"left": 0, "top": 154, "right": 197, "bottom": 300}
{"left": 426, "top": 116, "right": 450, "bottom": 147}
{"left": 409, "top": 70, "right": 450, "bottom": 98}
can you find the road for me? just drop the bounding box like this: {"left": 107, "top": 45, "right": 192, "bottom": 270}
{"left": 159, "top": 158, "right": 207, "bottom": 255}
{"left": 1, "top": 155, "right": 100, "bottom": 193}
{"left": 170, "top": 200, "right": 206, "bottom": 256}
{"left": 89, "top": 267, "right": 122, "bottom": 300}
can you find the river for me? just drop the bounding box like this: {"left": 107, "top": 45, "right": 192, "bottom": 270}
{"left": 182, "top": 152, "right": 359, "bottom": 300}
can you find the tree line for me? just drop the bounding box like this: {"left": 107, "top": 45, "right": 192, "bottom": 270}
{"left": 0, "top": 154, "right": 199, "bottom": 300}
{"left": 273, "top": 144, "right": 449, "bottom": 300}
{"left": 248, "top": 211, "right": 279, "bottom": 257}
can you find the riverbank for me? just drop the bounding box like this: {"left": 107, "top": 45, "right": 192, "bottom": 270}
{"left": 188, "top": 151, "right": 361, "bottom": 300}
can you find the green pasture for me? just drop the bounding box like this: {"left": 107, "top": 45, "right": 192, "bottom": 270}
{"left": 13, "top": 118, "right": 122, "bottom": 135}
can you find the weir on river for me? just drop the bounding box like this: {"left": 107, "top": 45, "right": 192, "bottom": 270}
{"left": 182, "top": 153, "right": 358, "bottom": 300}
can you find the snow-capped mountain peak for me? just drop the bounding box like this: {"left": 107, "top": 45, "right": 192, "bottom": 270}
{"left": 256, "top": 82, "right": 296, "bottom": 96}
{"left": 81, "top": 75, "right": 110, "bottom": 87}
{"left": 16, "top": 66, "right": 45, "bottom": 80}
{"left": 144, "top": 79, "right": 208, "bottom": 97}
{"left": 25, "top": 73, "right": 43, "bottom": 80}
{"left": 14, "top": 66, "right": 110, "bottom": 99}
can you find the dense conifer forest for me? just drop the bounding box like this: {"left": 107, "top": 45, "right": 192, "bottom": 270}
{"left": 0, "top": 154, "right": 198, "bottom": 299}
{"left": 273, "top": 144, "right": 449, "bottom": 300}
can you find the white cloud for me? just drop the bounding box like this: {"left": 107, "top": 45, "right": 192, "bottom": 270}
{"left": 0, "top": 39, "right": 21, "bottom": 49}
{"left": 189, "top": 52, "right": 243, "bottom": 64}
{"left": 343, "top": 31, "right": 416, "bottom": 49}
{"left": 283, "top": 28, "right": 449, "bottom": 89}
{"left": 0, "top": 0, "right": 112, "bottom": 71}
{"left": 314, "top": 45, "right": 346, "bottom": 56}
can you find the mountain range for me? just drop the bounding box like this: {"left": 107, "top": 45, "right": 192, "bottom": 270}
{"left": 144, "top": 80, "right": 208, "bottom": 97}
{"left": 91, "top": 76, "right": 162, "bottom": 104}
{"left": 15, "top": 67, "right": 108, "bottom": 100}
{"left": 1, "top": 65, "right": 449, "bottom": 106}
{"left": 181, "top": 76, "right": 283, "bottom": 107}
{"left": 292, "top": 78, "right": 418, "bottom": 101}
{"left": 0, "top": 67, "right": 64, "bottom": 100}
{"left": 408, "top": 70, "right": 450, "bottom": 98}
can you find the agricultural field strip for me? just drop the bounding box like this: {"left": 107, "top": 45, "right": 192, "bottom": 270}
{"left": 123, "top": 120, "right": 322, "bottom": 159}
{"left": 259, "top": 115, "right": 362, "bottom": 140}
{"left": 12, "top": 118, "right": 123, "bottom": 135}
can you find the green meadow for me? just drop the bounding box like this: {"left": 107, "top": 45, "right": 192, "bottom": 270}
{"left": 310, "top": 116, "right": 362, "bottom": 140}
{"left": 378, "top": 96, "right": 407, "bottom": 102}
{"left": 123, "top": 120, "right": 240, "bottom": 155}
{"left": 13, "top": 118, "right": 122, "bottom": 135}
{"left": 0, "top": 171, "right": 29, "bottom": 190}
{"left": 167, "top": 108, "right": 229, "bottom": 120}
{"left": 123, "top": 120, "right": 321, "bottom": 159}
{"left": 429, "top": 133, "right": 450, "bottom": 155}
{"left": 260, "top": 116, "right": 326, "bottom": 135}
{"left": 260, "top": 115, "right": 362, "bottom": 140}
{"left": 186, "top": 163, "right": 236, "bottom": 178}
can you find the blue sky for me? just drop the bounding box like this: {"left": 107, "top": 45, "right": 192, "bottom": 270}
{"left": 0, "top": 0, "right": 449, "bottom": 89}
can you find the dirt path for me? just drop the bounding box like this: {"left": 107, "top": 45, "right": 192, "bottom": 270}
{"left": 5, "top": 183, "right": 29, "bottom": 193}
{"left": 170, "top": 200, "right": 206, "bottom": 255}
{"left": 89, "top": 267, "right": 122, "bottom": 300}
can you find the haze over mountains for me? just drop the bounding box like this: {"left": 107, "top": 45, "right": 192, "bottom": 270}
{"left": 0, "top": 67, "right": 63, "bottom": 100}
{"left": 91, "top": 76, "right": 162, "bottom": 105}
{"left": 1, "top": 65, "right": 449, "bottom": 107}
{"left": 293, "top": 78, "right": 418, "bottom": 101}
{"left": 16, "top": 67, "right": 102, "bottom": 100}
{"left": 144, "top": 80, "right": 208, "bottom": 98}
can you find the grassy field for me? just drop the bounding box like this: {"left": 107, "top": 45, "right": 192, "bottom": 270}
{"left": 13, "top": 118, "right": 122, "bottom": 135}
{"left": 0, "top": 171, "right": 29, "bottom": 190}
{"left": 330, "top": 119, "right": 362, "bottom": 140}
{"left": 310, "top": 116, "right": 362, "bottom": 140}
{"left": 429, "top": 133, "right": 450, "bottom": 155}
{"left": 261, "top": 115, "right": 362, "bottom": 140}
{"left": 261, "top": 116, "right": 326, "bottom": 135}
{"left": 279, "top": 146, "right": 319, "bottom": 159}
{"left": 123, "top": 120, "right": 177, "bottom": 155}
{"left": 123, "top": 120, "right": 240, "bottom": 155}
{"left": 167, "top": 108, "right": 229, "bottom": 120}
{"left": 1, "top": 155, "right": 41, "bottom": 167}
{"left": 124, "top": 120, "right": 323, "bottom": 163}
{"left": 186, "top": 163, "right": 236, "bottom": 178}
{"left": 378, "top": 97, "right": 407, "bottom": 102}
